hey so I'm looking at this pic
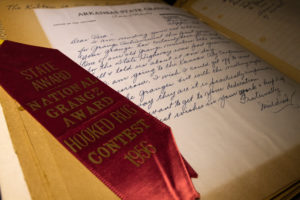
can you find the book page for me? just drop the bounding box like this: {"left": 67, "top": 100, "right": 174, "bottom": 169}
{"left": 0, "top": 105, "right": 31, "bottom": 200}
{"left": 34, "top": 3, "right": 300, "bottom": 199}
{"left": 0, "top": 0, "right": 162, "bottom": 47}
{"left": 187, "top": 0, "right": 300, "bottom": 82}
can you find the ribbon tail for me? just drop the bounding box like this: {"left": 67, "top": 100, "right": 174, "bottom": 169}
{"left": 181, "top": 155, "right": 198, "bottom": 178}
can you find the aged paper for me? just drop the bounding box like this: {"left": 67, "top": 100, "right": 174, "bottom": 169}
{"left": 0, "top": 0, "right": 162, "bottom": 46}
{"left": 34, "top": 3, "right": 300, "bottom": 199}
{"left": 186, "top": 0, "right": 300, "bottom": 82}
{"left": 0, "top": 105, "right": 31, "bottom": 200}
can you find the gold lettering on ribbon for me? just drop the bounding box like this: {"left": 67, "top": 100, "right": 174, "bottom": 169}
{"left": 110, "top": 104, "right": 138, "bottom": 124}
{"left": 64, "top": 117, "right": 115, "bottom": 153}
{"left": 86, "top": 118, "right": 150, "bottom": 165}
{"left": 124, "top": 140, "right": 157, "bottom": 167}
{"left": 31, "top": 70, "right": 72, "bottom": 92}
{"left": 19, "top": 62, "right": 59, "bottom": 80}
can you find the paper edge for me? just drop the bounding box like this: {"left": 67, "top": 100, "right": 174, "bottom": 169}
{"left": 0, "top": 104, "right": 32, "bottom": 200}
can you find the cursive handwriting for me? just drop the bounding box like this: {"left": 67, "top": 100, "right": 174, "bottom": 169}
{"left": 222, "top": 0, "right": 284, "bottom": 19}
{"left": 6, "top": 3, "right": 68, "bottom": 11}
{"left": 51, "top": 8, "right": 298, "bottom": 122}
{"left": 260, "top": 90, "right": 299, "bottom": 113}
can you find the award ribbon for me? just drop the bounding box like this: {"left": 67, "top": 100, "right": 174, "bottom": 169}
{"left": 0, "top": 41, "right": 199, "bottom": 199}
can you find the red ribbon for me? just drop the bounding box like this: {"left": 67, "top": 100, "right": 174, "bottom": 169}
{"left": 0, "top": 41, "right": 199, "bottom": 199}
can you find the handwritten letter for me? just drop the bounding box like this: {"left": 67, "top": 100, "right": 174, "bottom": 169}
{"left": 35, "top": 3, "right": 300, "bottom": 195}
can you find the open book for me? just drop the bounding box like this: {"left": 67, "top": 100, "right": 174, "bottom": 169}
{"left": 182, "top": 0, "right": 300, "bottom": 83}
{"left": 0, "top": 1, "right": 299, "bottom": 200}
